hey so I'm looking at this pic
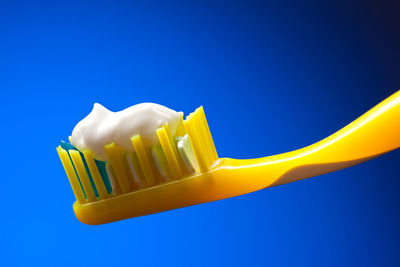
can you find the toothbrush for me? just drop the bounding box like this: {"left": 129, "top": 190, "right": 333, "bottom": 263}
{"left": 57, "top": 90, "right": 400, "bottom": 225}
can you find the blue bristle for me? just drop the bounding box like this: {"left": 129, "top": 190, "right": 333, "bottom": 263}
{"left": 79, "top": 151, "right": 99, "bottom": 197}
{"left": 59, "top": 140, "right": 113, "bottom": 196}
{"left": 95, "top": 160, "right": 113, "bottom": 194}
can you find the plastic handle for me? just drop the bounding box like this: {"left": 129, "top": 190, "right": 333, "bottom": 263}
{"left": 223, "top": 90, "right": 400, "bottom": 189}
{"left": 272, "top": 89, "right": 400, "bottom": 185}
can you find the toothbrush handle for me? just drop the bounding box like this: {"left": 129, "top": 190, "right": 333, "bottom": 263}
{"left": 271, "top": 89, "right": 400, "bottom": 185}
{"left": 221, "top": 90, "right": 400, "bottom": 190}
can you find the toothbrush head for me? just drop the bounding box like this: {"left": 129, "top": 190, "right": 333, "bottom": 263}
{"left": 57, "top": 106, "right": 221, "bottom": 225}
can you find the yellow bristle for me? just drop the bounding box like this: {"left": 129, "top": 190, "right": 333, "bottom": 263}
{"left": 83, "top": 151, "right": 109, "bottom": 199}
{"left": 157, "top": 125, "right": 183, "bottom": 179}
{"left": 105, "top": 143, "right": 135, "bottom": 194}
{"left": 198, "top": 106, "right": 218, "bottom": 162}
{"left": 183, "top": 107, "right": 219, "bottom": 171}
{"left": 184, "top": 117, "right": 208, "bottom": 172}
{"left": 69, "top": 150, "right": 97, "bottom": 202}
{"left": 191, "top": 110, "right": 212, "bottom": 167}
{"left": 174, "top": 113, "right": 186, "bottom": 137}
{"left": 131, "top": 135, "right": 156, "bottom": 186}
{"left": 167, "top": 123, "right": 188, "bottom": 174}
{"left": 57, "top": 146, "right": 86, "bottom": 204}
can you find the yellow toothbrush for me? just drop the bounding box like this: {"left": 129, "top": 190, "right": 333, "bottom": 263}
{"left": 57, "top": 90, "right": 400, "bottom": 225}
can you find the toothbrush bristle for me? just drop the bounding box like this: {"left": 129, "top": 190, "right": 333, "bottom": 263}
{"left": 184, "top": 106, "right": 218, "bottom": 171}
{"left": 156, "top": 124, "right": 184, "bottom": 179}
{"left": 69, "top": 150, "right": 97, "bottom": 202}
{"left": 131, "top": 134, "right": 157, "bottom": 186}
{"left": 57, "top": 147, "right": 86, "bottom": 203}
{"left": 57, "top": 106, "right": 218, "bottom": 204}
{"left": 82, "top": 151, "right": 109, "bottom": 199}
{"left": 105, "top": 143, "right": 136, "bottom": 194}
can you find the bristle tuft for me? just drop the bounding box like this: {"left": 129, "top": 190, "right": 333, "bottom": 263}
{"left": 157, "top": 124, "right": 183, "bottom": 179}
{"left": 131, "top": 135, "right": 156, "bottom": 186}
{"left": 57, "top": 146, "right": 86, "bottom": 203}
{"left": 69, "top": 150, "right": 97, "bottom": 202}
{"left": 83, "top": 151, "right": 109, "bottom": 199}
{"left": 183, "top": 106, "right": 218, "bottom": 171}
{"left": 105, "top": 143, "right": 136, "bottom": 194}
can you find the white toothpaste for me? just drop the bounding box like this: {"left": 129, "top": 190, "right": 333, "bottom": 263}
{"left": 70, "top": 103, "right": 182, "bottom": 161}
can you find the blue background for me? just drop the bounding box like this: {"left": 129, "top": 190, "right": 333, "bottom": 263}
{"left": 1, "top": 0, "right": 399, "bottom": 266}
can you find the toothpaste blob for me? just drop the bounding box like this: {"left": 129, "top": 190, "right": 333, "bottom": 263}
{"left": 70, "top": 103, "right": 182, "bottom": 161}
